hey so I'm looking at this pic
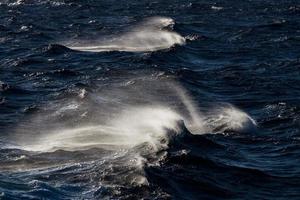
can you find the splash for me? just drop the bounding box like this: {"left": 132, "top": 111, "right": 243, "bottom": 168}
{"left": 67, "top": 17, "right": 186, "bottom": 52}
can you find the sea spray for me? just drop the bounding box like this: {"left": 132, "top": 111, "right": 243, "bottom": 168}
{"left": 66, "top": 17, "right": 186, "bottom": 52}
{"left": 12, "top": 74, "right": 256, "bottom": 152}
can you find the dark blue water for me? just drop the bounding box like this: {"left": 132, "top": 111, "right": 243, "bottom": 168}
{"left": 1, "top": 0, "right": 300, "bottom": 199}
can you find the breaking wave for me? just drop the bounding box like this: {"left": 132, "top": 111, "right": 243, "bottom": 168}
{"left": 5, "top": 73, "right": 257, "bottom": 194}
{"left": 66, "top": 17, "right": 186, "bottom": 52}
{"left": 12, "top": 75, "right": 256, "bottom": 153}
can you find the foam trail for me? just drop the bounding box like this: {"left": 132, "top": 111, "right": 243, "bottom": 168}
{"left": 67, "top": 17, "right": 186, "bottom": 52}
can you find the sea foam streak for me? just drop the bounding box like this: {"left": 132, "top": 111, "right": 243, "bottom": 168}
{"left": 67, "top": 17, "right": 186, "bottom": 52}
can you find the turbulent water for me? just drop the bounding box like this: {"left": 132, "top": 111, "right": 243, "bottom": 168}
{"left": 0, "top": 0, "right": 300, "bottom": 199}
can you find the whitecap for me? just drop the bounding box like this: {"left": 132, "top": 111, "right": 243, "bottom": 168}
{"left": 67, "top": 17, "right": 186, "bottom": 53}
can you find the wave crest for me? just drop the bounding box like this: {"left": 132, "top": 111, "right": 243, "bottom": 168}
{"left": 67, "top": 17, "right": 186, "bottom": 52}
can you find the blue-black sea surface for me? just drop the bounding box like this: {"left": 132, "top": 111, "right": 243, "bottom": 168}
{"left": 0, "top": 0, "right": 300, "bottom": 199}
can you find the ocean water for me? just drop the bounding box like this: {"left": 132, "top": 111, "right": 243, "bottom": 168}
{"left": 0, "top": 0, "right": 300, "bottom": 199}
